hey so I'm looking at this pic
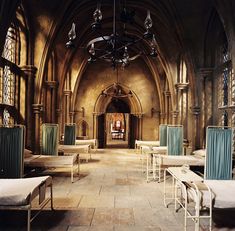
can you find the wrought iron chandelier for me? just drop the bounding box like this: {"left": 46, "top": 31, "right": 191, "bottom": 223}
{"left": 66, "top": 0, "right": 158, "bottom": 69}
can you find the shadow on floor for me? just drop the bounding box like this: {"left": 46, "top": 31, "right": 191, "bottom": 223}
{"left": 213, "top": 208, "right": 235, "bottom": 228}
{"left": 0, "top": 210, "right": 68, "bottom": 230}
{"left": 106, "top": 143, "right": 129, "bottom": 149}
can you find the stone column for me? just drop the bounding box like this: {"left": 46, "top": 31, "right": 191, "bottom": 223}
{"left": 63, "top": 90, "right": 71, "bottom": 124}
{"left": 56, "top": 109, "right": 62, "bottom": 139}
{"left": 175, "top": 83, "right": 189, "bottom": 123}
{"left": 136, "top": 113, "right": 143, "bottom": 140}
{"left": 32, "top": 104, "right": 42, "bottom": 154}
{"left": 191, "top": 106, "right": 201, "bottom": 150}
{"left": 199, "top": 68, "right": 213, "bottom": 147}
{"left": 164, "top": 91, "right": 171, "bottom": 123}
{"left": 171, "top": 111, "right": 179, "bottom": 125}
{"left": 21, "top": 65, "right": 37, "bottom": 149}
{"left": 44, "top": 81, "right": 58, "bottom": 122}
{"left": 160, "top": 112, "right": 166, "bottom": 124}
{"left": 69, "top": 111, "right": 75, "bottom": 123}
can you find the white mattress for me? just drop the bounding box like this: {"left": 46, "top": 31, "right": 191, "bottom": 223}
{"left": 188, "top": 180, "right": 235, "bottom": 209}
{"left": 135, "top": 140, "right": 160, "bottom": 148}
{"left": 156, "top": 155, "right": 204, "bottom": 166}
{"left": 58, "top": 144, "right": 90, "bottom": 153}
{"left": 24, "top": 154, "right": 77, "bottom": 167}
{"left": 152, "top": 146, "right": 167, "bottom": 154}
{"left": 0, "top": 176, "right": 50, "bottom": 206}
{"left": 75, "top": 139, "right": 96, "bottom": 148}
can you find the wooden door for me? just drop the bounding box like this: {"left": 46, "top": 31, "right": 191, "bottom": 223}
{"left": 129, "top": 114, "right": 139, "bottom": 148}
{"left": 98, "top": 114, "right": 106, "bottom": 148}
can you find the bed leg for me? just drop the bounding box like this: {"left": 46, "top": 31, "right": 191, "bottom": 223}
{"left": 158, "top": 164, "right": 161, "bottom": 183}
{"left": 27, "top": 208, "right": 31, "bottom": 231}
{"left": 50, "top": 184, "right": 54, "bottom": 210}
{"left": 71, "top": 166, "right": 74, "bottom": 183}
{"left": 78, "top": 155, "right": 80, "bottom": 175}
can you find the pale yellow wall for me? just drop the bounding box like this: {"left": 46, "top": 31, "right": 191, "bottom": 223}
{"left": 74, "top": 59, "right": 160, "bottom": 140}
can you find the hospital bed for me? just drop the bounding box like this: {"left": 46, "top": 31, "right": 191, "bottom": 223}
{"left": 164, "top": 126, "right": 233, "bottom": 231}
{"left": 184, "top": 179, "right": 235, "bottom": 231}
{"left": 144, "top": 125, "right": 184, "bottom": 182}
{"left": 135, "top": 140, "right": 160, "bottom": 154}
{"left": 0, "top": 176, "right": 53, "bottom": 231}
{"left": 152, "top": 153, "right": 204, "bottom": 182}
{"left": 75, "top": 139, "right": 97, "bottom": 149}
{"left": 58, "top": 144, "right": 91, "bottom": 162}
{"left": 24, "top": 151, "right": 80, "bottom": 183}
{"left": 165, "top": 167, "right": 235, "bottom": 231}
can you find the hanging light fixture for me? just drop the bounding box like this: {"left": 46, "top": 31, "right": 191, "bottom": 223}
{"left": 66, "top": 0, "right": 158, "bottom": 69}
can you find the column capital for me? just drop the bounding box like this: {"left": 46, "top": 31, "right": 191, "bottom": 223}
{"left": 135, "top": 113, "right": 143, "bottom": 118}
{"left": 69, "top": 111, "right": 75, "bottom": 116}
{"left": 160, "top": 112, "right": 166, "bottom": 119}
{"left": 191, "top": 106, "right": 201, "bottom": 115}
{"left": 171, "top": 110, "right": 179, "bottom": 118}
{"left": 199, "top": 67, "right": 213, "bottom": 80}
{"left": 56, "top": 109, "right": 61, "bottom": 114}
{"left": 175, "top": 83, "right": 189, "bottom": 91}
{"left": 151, "top": 108, "right": 160, "bottom": 117}
{"left": 21, "top": 65, "right": 37, "bottom": 76}
{"left": 164, "top": 91, "right": 171, "bottom": 97}
{"left": 45, "top": 80, "right": 58, "bottom": 89}
{"left": 93, "top": 112, "right": 103, "bottom": 116}
{"left": 32, "top": 104, "right": 43, "bottom": 114}
{"left": 64, "top": 90, "right": 72, "bottom": 96}
{"left": 199, "top": 67, "right": 214, "bottom": 75}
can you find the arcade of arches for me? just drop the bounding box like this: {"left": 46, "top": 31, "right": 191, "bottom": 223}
{"left": 1, "top": 0, "right": 235, "bottom": 152}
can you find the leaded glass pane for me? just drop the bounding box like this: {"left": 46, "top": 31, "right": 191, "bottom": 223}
{"left": 2, "top": 26, "right": 16, "bottom": 62}
{"left": 3, "top": 109, "right": 10, "bottom": 126}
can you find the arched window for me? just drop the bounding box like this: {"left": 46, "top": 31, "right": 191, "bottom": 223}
{"left": 0, "top": 6, "right": 28, "bottom": 126}
{"left": 1, "top": 25, "right": 18, "bottom": 125}
{"left": 217, "top": 37, "right": 230, "bottom": 126}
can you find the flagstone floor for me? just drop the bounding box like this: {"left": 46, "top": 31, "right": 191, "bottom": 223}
{"left": 1, "top": 148, "right": 235, "bottom": 231}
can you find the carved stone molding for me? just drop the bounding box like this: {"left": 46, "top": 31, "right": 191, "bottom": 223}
{"left": 160, "top": 112, "right": 166, "bottom": 119}
{"left": 56, "top": 109, "right": 61, "bottom": 115}
{"left": 171, "top": 110, "right": 179, "bottom": 117}
{"left": 175, "top": 83, "right": 189, "bottom": 90}
{"left": 32, "top": 104, "right": 43, "bottom": 114}
{"left": 199, "top": 67, "right": 213, "bottom": 81}
{"left": 191, "top": 106, "right": 200, "bottom": 116}
{"left": 63, "top": 90, "right": 72, "bottom": 96}
{"left": 45, "top": 80, "right": 58, "bottom": 89}
{"left": 21, "top": 65, "right": 37, "bottom": 76}
{"left": 164, "top": 91, "right": 171, "bottom": 97}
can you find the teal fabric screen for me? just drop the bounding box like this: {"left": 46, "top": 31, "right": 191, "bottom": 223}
{"left": 205, "top": 127, "right": 232, "bottom": 180}
{"left": 167, "top": 126, "right": 183, "bottom": 156}
{"left": 64, "top": 124, "right": 76, "bottom": 145}
{"left": 42, "top": 124, "right": 58, "bottom": 155}
{"left": 159, "top": 124, "right": 168, "bottom": 146}
{"left": 0, "top": 126, "right": 24, "bottom": 178}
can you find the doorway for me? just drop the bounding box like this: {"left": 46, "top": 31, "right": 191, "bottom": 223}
{"left": 106, "top": 113, "right": 129, "bottom": 148}
{"left": 96, "top": 96, "right": 141, "bottom": 148}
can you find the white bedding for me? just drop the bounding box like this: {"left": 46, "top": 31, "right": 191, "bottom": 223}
{"left": 188, "top": 180, "right": 235, "bottom": 209}
{"left": 24, "top": 154, "right": 77, "bottom": 167}
{"left": 156, "top": 155, "right": 204, "bottom": 166}
{"left": 75, "top": 139, "right": 97, "bottom": 149}
{"left": 58, "top": 144, "right": 90, "bottom": 153}
{"left": 0, "top": 176, "right": 50, "bottom": 206}
{"left": 135, "top": 140, "right": 160, "bottom": 149}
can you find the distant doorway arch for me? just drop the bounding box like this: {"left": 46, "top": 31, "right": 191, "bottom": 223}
{"left": 94, "top": 85, "right": 143, "bottom": 148}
